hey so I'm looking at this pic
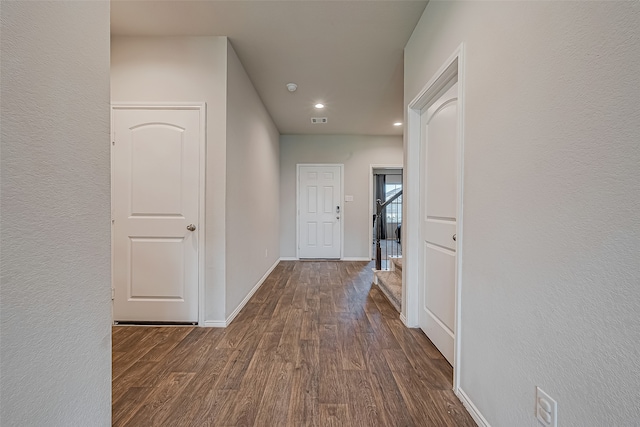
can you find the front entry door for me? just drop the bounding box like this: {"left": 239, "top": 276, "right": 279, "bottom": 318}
{"left": 419, "top": 83, "right": 458, "bottom": 364}
{"left": 112, "top": 105, "right": 202, "bottom": 323}
{"left": 298, "top": 165, "right": 342, "bottom": 259}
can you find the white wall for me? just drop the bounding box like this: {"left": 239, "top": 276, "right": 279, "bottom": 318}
{"left": 225, "top": 41, "right": 280, "bottom": 318}
{"left": 280, "top": 135, "right": 403, "bottom": 259}
{"left": 1, "top": 2, "right": 112, "bottom": 425}
{"left": 405, "top": 2, "right": 640, "bottom": 426}
{"left": 111, "top": 36, "right": 228, "bottom": 321}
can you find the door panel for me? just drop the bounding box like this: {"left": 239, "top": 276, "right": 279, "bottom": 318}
{"left": 419, "top": 83, "right": 458, "bottom": 364}
{"left": 130, "top": 237, "right": 185, "bottom": 299}
{"left": 424, "top": 244, "right": 456, "bottom": 331}
{"left": 323, "top": 222, "right": 333, "bottom": 245}
{"left": 130, "top": 124, "right": 185, "bottom": 216}
{"left": 298, "top": 165, "right": 341, "bottom": 259}
{"left": 425, "top": 101, "right": 458, "bottom": 220}
{"left": 113, "top": 106, "right": 201, "bottom": 322}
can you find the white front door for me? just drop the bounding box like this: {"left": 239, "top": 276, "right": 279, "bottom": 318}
{"left": 298, "top": 165, "right": 342, "bottom": 259}
{"left": 419, "top": 83, "right": 458, "bottom": 364}
{"left": 112, "top": 105, "right": 202, "bottom": 323}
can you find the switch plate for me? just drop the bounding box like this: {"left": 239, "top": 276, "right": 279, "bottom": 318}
{"left": 345, "top": 195, "right": 354, "bottom": 202}
{"left": 536, "top": 387, "right": 557, "bottom": 427}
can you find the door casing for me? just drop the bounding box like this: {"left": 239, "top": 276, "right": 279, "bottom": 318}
{"left": 110, "top": 102, "right": 206, "bottom": 326}
{"left": 405, "top": 45, "right": 465, "bottom": 391}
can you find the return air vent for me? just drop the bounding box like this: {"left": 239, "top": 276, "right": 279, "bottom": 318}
{"left": 311, "top": 117, "right": 328, "bottom": 124}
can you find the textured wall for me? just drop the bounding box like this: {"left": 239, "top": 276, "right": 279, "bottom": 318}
{"left": 280, "top": 135, "right": 403, "bottom": 259}
{"left": 0, "top": 2, "right": 112, "bottom": 425}
{"left": 111, "top": 36, "right": 228, "bottom": 322}
{"left": 405, "top": 2, "right": 640, "bottom": 426}
{"left": 225, "top": 41, "right": 281, "bottom": 318}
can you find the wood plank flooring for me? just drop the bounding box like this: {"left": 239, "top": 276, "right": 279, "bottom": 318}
{"left": 112, "top": 261, "right": 476, "bottom": 426}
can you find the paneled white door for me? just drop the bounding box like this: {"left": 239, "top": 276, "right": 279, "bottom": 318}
{"left": 419, "top": 83, "right": 458, "bottom": 364}
{"left": 298, "top": 165, "right": 342, "bottom": 259}
{"left": 112, "top": 106, "right": 202, "bottom": 323}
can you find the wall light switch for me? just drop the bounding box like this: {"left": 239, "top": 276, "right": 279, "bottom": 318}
{"left": 345, "top": 195, "right": 354, "bottom": 202}
{"left": 536, "top": 387, "right": 557, "bottom": 427}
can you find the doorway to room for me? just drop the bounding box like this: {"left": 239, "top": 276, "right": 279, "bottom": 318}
{"left": 370, "top": 166, "right": 403, "bottom": 268}
{"left": 111, "top": 104, "right": 206, "bottom": 324}
{"left": 406, "top": 46, "right": 465, "bottom": 391}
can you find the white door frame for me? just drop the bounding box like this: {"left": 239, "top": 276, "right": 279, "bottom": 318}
{"left": 368, "top": 164, "right": 403, "bottom": 261}
{"left": 296, "top": 163, "right": 344, "bottom": 260}
{"left": 110, "top": 102, "right": 207, "bottom": 326}
{"left": 405, "top": 45, "right": 465, "bottom": 391}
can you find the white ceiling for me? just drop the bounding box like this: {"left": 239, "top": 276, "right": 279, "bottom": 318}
{"left": 111, "top": 0, "right": 428, "bottom": 136}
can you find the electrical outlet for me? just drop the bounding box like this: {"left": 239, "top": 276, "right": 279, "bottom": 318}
{"left": 536, "top": 387, "right": 557, "bottom": 427}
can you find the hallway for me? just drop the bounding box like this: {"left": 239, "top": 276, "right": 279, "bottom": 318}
{"left": 112, "top": 261, "right": 476, "bottom": 426}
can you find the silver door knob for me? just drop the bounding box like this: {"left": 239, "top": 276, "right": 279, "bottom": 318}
{"left": 187, "top": 224, "right": 196, "bottom": 231}
{"left": 453, "top": 234, "right": 456, "bottom": 241}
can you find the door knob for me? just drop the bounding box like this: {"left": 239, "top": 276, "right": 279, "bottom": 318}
{"left": 452, "top": 234, "right": 456, "bottom": 241}
{"left": 187, "top": 224, "right": 196, "bottom": 231}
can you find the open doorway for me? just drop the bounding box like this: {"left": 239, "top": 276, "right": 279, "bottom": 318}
{"left": 369, "top": 166, "right": 403, "bottom": 268}
{"left": 405, "top": 46, "right": 465, "bottom": 392}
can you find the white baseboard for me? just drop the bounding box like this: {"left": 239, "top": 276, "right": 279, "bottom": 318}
{"left": 400, "top": 313, "right": 408, "bottom": 325}
{"left": 456, "top": 387, "right": 490, "bottom": 427}
{"left": 279, "top": 257, "right": 298, "bottom": 261}
{"left": 203, "top": 320, "right": 226, "bottom": 328}
{"left": 400, "top": 313, "right": 419, "bottom": 328}
{"left": 224, "top": 258, "right": 280, "bottom": 326}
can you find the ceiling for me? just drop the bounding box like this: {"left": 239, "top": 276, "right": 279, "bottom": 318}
{"left": 111, "top": 0, "right": 428, "bottom": 136}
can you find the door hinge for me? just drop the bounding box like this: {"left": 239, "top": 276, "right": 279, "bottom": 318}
{"left": 111, "top": 288, "right": 115, "bottom": 300}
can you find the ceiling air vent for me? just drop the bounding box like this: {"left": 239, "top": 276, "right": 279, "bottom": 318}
{"left": 311, "top": 117, "right": 328, "bottom": 124}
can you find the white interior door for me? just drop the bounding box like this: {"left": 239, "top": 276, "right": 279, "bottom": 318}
{"left": 298, "top": 165, "right": 342, "bottom": 259}
{"left": 112, "top": 106, "right": 202, "bottom": 323}
{"left": 419, "top": 83, "right": 458, "bottom": 364}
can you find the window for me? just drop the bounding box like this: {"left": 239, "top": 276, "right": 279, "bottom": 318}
{"left": 385, "top": 183, "right": 402, "bottom": 223}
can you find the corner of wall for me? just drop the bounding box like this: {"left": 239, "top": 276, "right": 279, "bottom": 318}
{"left": 1, "top": 1, "right": 112, "bottom": 424}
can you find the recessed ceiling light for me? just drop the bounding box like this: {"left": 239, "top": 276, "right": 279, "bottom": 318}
{"left": 393, "top": 122, "right": 403, "bottom": 126}
{"left": 315, "top": 103, "right": 325, "bottom": 109}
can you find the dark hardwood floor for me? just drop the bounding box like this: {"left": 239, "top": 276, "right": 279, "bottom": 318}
{"left": 112, "top": 261, "right": 476, "bottom": 426}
